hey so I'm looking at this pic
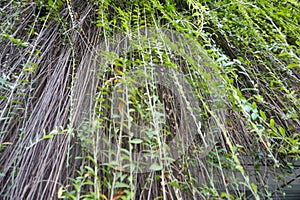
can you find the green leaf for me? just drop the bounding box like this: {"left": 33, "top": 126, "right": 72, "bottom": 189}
{"left": 287, "top": 63, "right": 299, "bottom": 69}
{"left": 245, "top": 104, "right": 252, "bottom": 113}
{"left": 252, "top": 102, "right": 257, "bottom": 109}
{"left": 251, "top": 183, "right": 258, "bottom": 194}
{"left": 222, "top": 193, "right": 230, "bottom": 198}
{"left": 84, "top": 166, "right": 96, "bottom": 176}
{"left": 167, "top": 181, "right": 180, "bottom": 188}
{"left": 278, "top": 126, "right": 286, "bottom": 136}
{"left": 269, "top": 119, "right": 275, "bottom": 129}
{"left": 259, "top": 110, "right": 267, "bottom": 121}
{"left": 43, "top": 135, "right": 54, "bottom": 139}
{"left": 115, "top": 182, "right": 130, "bottom": 188}
{"left": 251, "top": 112, "right": 258, "bottom": 121}
{"left": 83, "top": 180, "right": 94, "bottom": 185}
{"left": 129, "top": 138, "right": 143, "bottom": 144}
{"left": 288, "top": 149, "right": 300, "bottom": 154}
{"left": 149, "top": 163, "right": 163, "bottom": 171}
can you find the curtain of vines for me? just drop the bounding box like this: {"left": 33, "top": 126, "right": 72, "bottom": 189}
{"left": 0, "top": 0, "right": 299, "bottom": 199}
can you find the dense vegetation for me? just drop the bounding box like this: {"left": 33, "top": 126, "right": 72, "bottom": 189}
{"left": 0, "top": 0, "right": 299, "bottom": 199}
